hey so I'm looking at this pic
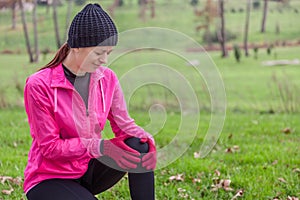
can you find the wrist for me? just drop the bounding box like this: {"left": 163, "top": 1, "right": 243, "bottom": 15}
{"left": 100, "top": 139, "right": 104, "bottom": 155}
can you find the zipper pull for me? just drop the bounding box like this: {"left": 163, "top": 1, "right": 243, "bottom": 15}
{"left": 86, "top": 109, "right": 89, "bottom": 117}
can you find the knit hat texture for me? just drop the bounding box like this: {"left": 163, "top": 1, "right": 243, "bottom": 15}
{"left": 67, "top": 3, "right": 118, "bottom": 48}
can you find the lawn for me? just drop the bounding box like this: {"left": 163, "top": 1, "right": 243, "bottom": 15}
{"left": 0, "top": 45, "right": 299, "bottom": 199}
{"left": 0, "top": 0, "right": 300, "bottom": 199}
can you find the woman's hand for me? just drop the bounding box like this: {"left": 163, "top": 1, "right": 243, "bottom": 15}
{"left": 101, "top": 135, "right": 141, "bottom": 170}
{"left": 140, "top": 138, "right": 157, "bottom": 171}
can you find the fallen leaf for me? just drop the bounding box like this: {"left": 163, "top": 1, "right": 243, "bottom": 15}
{"left": 2, "top": 188, "right": 14, "bottom": 195}
{"left": 0, "top": 176, "right": 22, "bottom": 186}
{"left": 223, "top": 179, "right": 231, "bottom": 187}
{"left": 272, "top": 160, "right": 278, "bottom": 165}
{"left": 13, "top": 142, "right": 18, "bottom": 148}
{"left": 281, "top": 127, "right": 292, "bottom": 134}
{"left": 214, "top": 169, "right": 221, "bottom": 177}
{"left": 293, "top": 168, "right": 300, "bottom": 173}
{"left": 169, "top": 174, "right": 184, "bottom": 182}
{"left": 0, "top": 176, "right": 12, "bottom": 185}
{"left": 192, "top": 178, "right": 201, "bottom": 184}
{"left": 233, "top": 145, "right": 240, "bottom": 151}
{"left": 225, "top": 148, "right": 233, "bottom": 153}
{"left": 231, "top": 189, "right": 244, "bottom": 200}
{"left": 194, "top": 152, "right": 201, "bottom": 159}
{"left": 278, "top": 177, "right": 287, "bottom": 183}
{"left": 177, "top": 188, "right": 186, "bottom": 193}
{"left": 223, "top": 179, "right": 234, "bottom": 191}
{"left": 287, "top": 196, "right": 299, "bottom": 200}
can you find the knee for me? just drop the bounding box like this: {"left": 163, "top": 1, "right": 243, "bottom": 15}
{"left": 125, "top": 137, "right": 149, "bottom": 153}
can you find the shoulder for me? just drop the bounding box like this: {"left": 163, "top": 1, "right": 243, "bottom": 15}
{"left": 25, "top": 67, "right": 52, "bottom": 90}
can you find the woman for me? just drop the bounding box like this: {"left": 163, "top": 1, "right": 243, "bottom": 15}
{"left": 23, "top": 3, "right": 156, "bottom": 200}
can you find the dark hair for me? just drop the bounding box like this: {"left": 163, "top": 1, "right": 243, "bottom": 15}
{"left": 39, "top": 43, "right": 70, "bottom": 70}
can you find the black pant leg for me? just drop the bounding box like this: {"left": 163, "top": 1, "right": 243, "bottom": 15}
{"left": 26, "top": 179, "right": 97, "bottom": 200}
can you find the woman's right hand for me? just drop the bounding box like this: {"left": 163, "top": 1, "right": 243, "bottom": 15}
{"left": 100, "top": 135, "right": 141, "bottom": 170}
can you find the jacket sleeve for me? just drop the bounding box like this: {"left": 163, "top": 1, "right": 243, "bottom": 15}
{"left": 107, "top": 80, "right": 154, "bottom": 143}
{"left": 24, "top": 79, "right": 101, "bottom": 160}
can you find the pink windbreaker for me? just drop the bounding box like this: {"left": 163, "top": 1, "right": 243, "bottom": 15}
{"left": 23, "top": 64, "right": 153, "bottom": 193}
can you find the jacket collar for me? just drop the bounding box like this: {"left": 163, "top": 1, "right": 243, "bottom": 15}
{"left": 50, "top": 63, "right": 105, "bottom": 88}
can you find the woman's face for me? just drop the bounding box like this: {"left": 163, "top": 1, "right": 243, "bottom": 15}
{"left": 76, "top": 46, "right": 113, "bottom": 73}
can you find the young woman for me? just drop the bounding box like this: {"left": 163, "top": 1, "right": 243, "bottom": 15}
{"left": 23, "top": 3, "right": 156, "bottom": 200}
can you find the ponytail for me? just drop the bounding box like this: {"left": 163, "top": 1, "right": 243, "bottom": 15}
{"left": 39, "top": 43, "right": 70, "bottom": 70}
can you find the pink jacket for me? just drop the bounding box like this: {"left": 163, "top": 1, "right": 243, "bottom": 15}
{"left": 23, "top": 64, "right": 153, "bottom": 193}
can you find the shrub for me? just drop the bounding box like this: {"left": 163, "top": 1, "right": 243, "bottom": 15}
{"left": 233, "top": 44, "right": 241, "bottom": 62}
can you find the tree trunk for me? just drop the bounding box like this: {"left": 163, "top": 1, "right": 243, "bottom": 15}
{"left": 139, "top": 0, "right": 147, "bottom": 21}
{"left": 218, "top": 0, "right": 228, "bottom": 57}
{"left": 18, "top": 0, "right": 34, "bottom": 63}
{"left": 52, "top": 0, "right": 61, "bottom": 48}
{"left": 261, "top": 0, "right": 268, "bottom": 33}
{"left": 63, "top": 0, "right": 73, "bottom": 43}
{"left": 150, "top": 0, "right": 155, "bottom": 18}
{"left": 244, "top": 0, "right": 251, "bottom": 57}
{"left": 32, "top": 0, "right": 39, "bottom": 62}
{"left": 11, "top": 1, "right": 17, "bottom": 29}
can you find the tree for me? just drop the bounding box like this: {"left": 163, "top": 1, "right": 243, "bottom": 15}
{"left": 18, "top": 0, "right": 34, "bottom": 62}
{"left": 194, "top": 0, "right": 218, "bottom": 45}
{"left": 244, "top": 0, "right": 251, "bottom": 57}
{"left": 63, "top": 0, "right": 73, "bottom": 42}
{"left": 11, "top": 0, "right": 17, "bottom": 29}
{"left": 139, "top": 0, "right": 156, "bottom": 21}
{"left": 32, "top": 0, "right": 39, "bottom": 62}
{"left": 261, "top": 0, "right": 268, "bottom": 33}
{"left": 218, "top": 0, "right": 228, "bottom": 57}
{"left": 52, "top": 0, "right": 62, "bottom": 48}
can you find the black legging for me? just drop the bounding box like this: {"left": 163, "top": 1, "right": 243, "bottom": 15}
{"left": 26, "top": 137, "right": 155, "bottom": 200}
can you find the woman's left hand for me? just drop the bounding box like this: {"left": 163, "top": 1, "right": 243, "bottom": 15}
{"left": 140, "top": 138, "right": 157, "bottom": 171}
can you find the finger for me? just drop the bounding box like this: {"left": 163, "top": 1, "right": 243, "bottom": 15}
{"left": 143, "top": 159, "right": 156, "bottom": 170}
{"left": 120, "top": 158, "right": 138, "bottom": 169}
{"left": 116, "top": 160, "right": 130, "bottom": 170}
{"left": 142, "top": 152, "right": 154, "bottom": 162}
{"left": 123, "top": 153, "right": 141, "bottom": 163}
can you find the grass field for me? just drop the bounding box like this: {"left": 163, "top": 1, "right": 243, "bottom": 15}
{"left": 0, "top": 0, "right": 300, "bottom": 53}
{"left": 0, "top": 0, "right": 300, "bottom": 199}
{"left": 0, "top": 45, "right": 299, "bottom": 199}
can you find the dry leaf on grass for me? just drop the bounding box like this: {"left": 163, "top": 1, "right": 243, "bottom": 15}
{"left": 2, "top": 188, "right": 14, "bottom": 195}
{"left": 169, "top": 174, "right": 184, "bottom": 182}
{"left": 231, "top": 189, "right": 244, "bottom": 200}
{"left": 293, "top": 168, "right": 300, "bottom": 173}
{"left": 225, "top": 145, "right": 240, "bottom": 153}
{"left": 193, "top": 152, "right": 201, "bottom": 159}
{"left": 287, "top": 196, "right": 299, "bottom": 200}
{"left": 192, "top": 178, "right": 201, "bottom": 184}
{"left": 0, "top": 176, "right": 22, "bottom": 186}
{"left": 281, "top": 127, "right": 292, "bottom": 134}
{"left": 272, "top": 160, "right": 278, "bottom": 165}
{"left": 211, "top": 179, "right": 234, "bottom": 192}
{"left": 214, "top": 169, "right": 221, "bottom": 177}
{"left": 278, "top": 177, "right": 287, "bottom": 183}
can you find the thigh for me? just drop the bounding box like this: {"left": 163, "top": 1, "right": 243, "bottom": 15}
{"left": 81, "top": 158, "right": 126, "bottom": 195}
{"left": 26, "top": 179, "right": 97, "bottom": 200}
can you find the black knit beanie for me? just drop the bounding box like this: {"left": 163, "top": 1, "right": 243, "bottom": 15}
{"left": 67, "top": 3, "right": 118, "bottom": 48}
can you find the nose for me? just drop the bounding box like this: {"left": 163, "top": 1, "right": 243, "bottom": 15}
{"left": 99, "top": 53, "right": 108, "bottom": 64}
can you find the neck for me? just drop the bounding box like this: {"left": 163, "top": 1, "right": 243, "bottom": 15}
{"left": 63, "top": 53, "right": 86, "bottom": 76}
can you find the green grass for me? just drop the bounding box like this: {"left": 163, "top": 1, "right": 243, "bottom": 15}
{"left": 0, "top": 109, "right": 299, "bottom": 199}
{"left": 0, "top": 1, "right": 300, "bottom": 199}
{"left": 0, "top": 46, "right": 299, "bottom": 199}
